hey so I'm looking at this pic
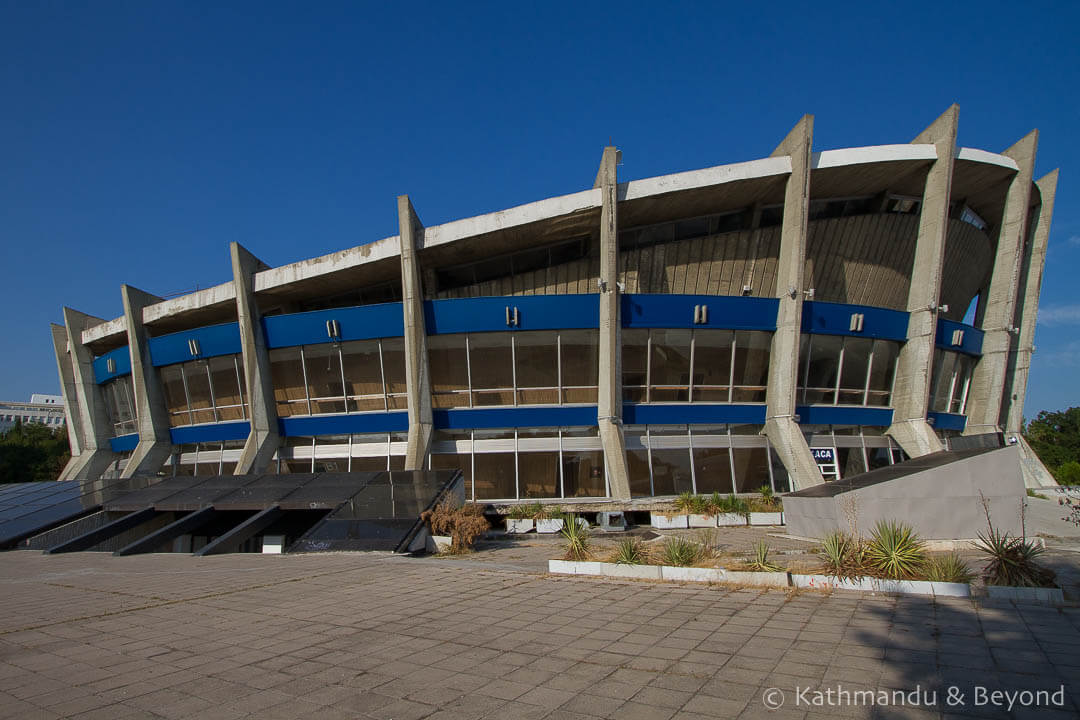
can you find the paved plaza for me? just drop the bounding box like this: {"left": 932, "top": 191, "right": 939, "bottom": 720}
{"left": 1, "top": 549, "right": 1079, "bottom": 720}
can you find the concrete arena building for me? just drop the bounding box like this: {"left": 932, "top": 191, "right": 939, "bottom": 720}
{"left": 51, "top": 107, "right": 1060, "bottom": 502}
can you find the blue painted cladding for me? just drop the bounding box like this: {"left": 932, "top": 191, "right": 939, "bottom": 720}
{"left": 150, "top": 322, "right": 242, "bottom": 367}
{"left": 433, "top": 406, "right": 598, "bottom": 429}
{"left": 621, "top": 295, "right": 778, "bottom": 330}
{"left": 169, "top": 421, "right": 251, "bottom": 444}
{"left": 795, "top": 405, "right": 894, "bottom": 426}
{"left": 623, "top": 404, "right": 767, "bottom": 425}
{"left": 424, "top": 295, "right": 599, "bottom": 335}
{"left": 935, "top": 319, "right": 983, "bottom": 356}
{"left": 928, "top": 412, "right": 967, "bottom": 431}
{"left": 263, "top": 303, "right": 405, "bottom": 349}
{"left": 109, "top": 433, "right": 139, "bottom": 452}
{"left": 278, "top": 413, "right": 409, "bottom": 437}
{"left": 801, "top": 301, "right": 909, "bottom": 340}
{"left": 93, "top": 346, "right": 132, "bottom": 384}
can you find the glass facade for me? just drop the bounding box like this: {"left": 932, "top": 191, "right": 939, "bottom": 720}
{"left": 268, "top": 339, "right": 407, "bottom": 418}
{"left": 429, "top": 330, "right": 599, "bottom": 409}
{"left": 798, "top": 335, "right": 900, "bottom": 406}
{"left": 928, "top": 350, "right": 975, "bottom": 414}
{"left": 800, "top": 425, "right": 906, "bottom": 479}
{"left": 102, "top": 375, "right": 137, "bottom": 437}
{"left": 428, "top": 427, "right": 606, "bottom": 501}
{"left": 622, "top": 329, "right": 772, "bottom": 404}
{"left": 624, "top": 425, "right": 782, "bottom": 497}
{"left": 267, "top": 433, "right": 409, "bottom": 473}
{"left": 165, "top": 439, "right": 246, "bottom": 476}
{"left": 160, "top": 355, "right": 248, "bottom": 427}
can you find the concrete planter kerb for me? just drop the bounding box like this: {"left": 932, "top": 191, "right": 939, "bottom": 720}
{"left": 650, "top": 511, "right": 784, "bottom": 528}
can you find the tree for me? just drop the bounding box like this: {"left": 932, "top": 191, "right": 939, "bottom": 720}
{"left": 1024, "top": 407, "right": 1080, "bottom": 484}
{"left": 0, "top": 422, "right": 71, "bottom": 483}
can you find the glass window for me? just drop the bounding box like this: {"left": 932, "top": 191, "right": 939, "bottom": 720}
{"left": 183, "top": 361, "right": 216, "bottom": 424}
{"left": 560, "top": 330, "right": 599, "bottom": 404}
{"left": 951, "top": 355, "right": 975, "bottom": 414}
{"left": 838, "top": 447, "right": 867, "bottom": 478}
{"left": 866, "top": 340, "right": 899, "bottom": 407}
{"left": 802, "top": 335, "right": 843, "bottom": 404}
{"left": 431, "top": 452, "right": 472, "bottom": 500}
{"left": 474, "top": 452, "right": 516, "bottom": 499}
{"left": 692, "top": 330, "right": 733, "bottom": 402}
{"left": 649, "top": 329, "right": 692, "bottom": 402}
{"left": 732, "top": 447, "right": 771, "bottom": 492}
{"left": 731, "top": 331, "right": 771, "bottom": 402}
{"left": 104, "top": 376, "right": 137, "bottom": 436}
{"left": 838, "top": 337, "right": 873, "bottom": 405}
{"left": 269, "top": 347, "right": 307, "bottom": 417}
{"left": 469, "top": 333, "right": 514, "bottom": 406}
{"left": 929, "top": 351, "right": 958, "bottom": 413}
{"left": 161, "top": 364, "right": 189, "bottom": 427}
{"left": 209, "top": 356, "right": 245, "bottom": 421}
{"left": 303, "top": 345, "right": 346, "bottom": 415}
{"left": 518, "top": 450, "right": 559, "bottom": 499}
{"left": 649, "top": 427, "right": 693, "bottom": 496}
{"left": 380, "top": 338, "right": 408, "bottom": 411}
{"left": 691, "top": 446, "right": 734, "bottom": 494}
{"left": 339, "top": 340, "right": 385, "bottom": 412}
{"left": 429, "top": 334, "right": 470, "bottom": 409}
{"left": 622, "top": 330, "right": 649, "bottom": 403}
{"left": 625, "top": 428, "right": 651, "bottom": 497}
{"left": 514, "top": 331, "right": 559, "bottom": 406}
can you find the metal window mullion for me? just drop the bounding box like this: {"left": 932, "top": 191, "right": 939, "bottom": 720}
{"left": 377, "top": 339, "right": 389, "bottom": 412}
{"left": 465, "top": 335, "right": 474, "bottom": 408}
{"left": 218, "top": 442, "right": 225, "bottom": 474}
{"left": 862, "top": 342, "right": 875, "bottom": 407}
{"left": 299, "top": 347, "right": 312, "bottom": 416}
{"left": 832, "top": 340, "right": 845, "bottom": 406}
{"left": 204, "top": 362, "right": 219, "bottom": 423}
{"left": 470, "top": 430, "right": 476, "bottom": 502}
{"left": 800, "top": 335, "right": 812, "bottom": 405}
{"left": 556, "top": 333, "right": 563, "bottom": 406}
{"left": 945, "top": 359, "right": 959, "bottom": 414}
{"left": 234, "top": 355, "right": 247, "bottom": 420}
{"left": 557, "top": 429, "right": 565, "bottom": 499}
{"left": 347, "top": 434, "right": 353, "bottom": 472}
{"left": 645, "top": 331, "right": 652, "bottom": 403}
{"left": 179, "top": 363, "right": 194, "bottom": 425}
{"left": 386, "top": 433, "right": 392, "bottom": 471}
{"left": 729, "top": 331, "right": 737, "bottom": 403}
{"left": 646, "top": 427, "right": 655, "bottom": 496}
{"left": 511, "top": 335, "right": 518, "bottom": 407}
{"left": 337, "top": 345, "right": 348, "bottom": 414}
{"left": 514, "top": 430, "right": 520, "bottom": 500}
{"left": 688, "top": 427, "right": 697, "bottom": 494}
{"left": 727, "top": 428, "right": 737, "bottom": 494}
{"left": 765, "top": 436, "right": 776, "bottom": 493}
{"left": 688, "top": 332, "right": 696, "bottom": 403}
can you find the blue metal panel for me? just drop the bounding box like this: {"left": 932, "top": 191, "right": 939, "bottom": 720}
{"left": 424, "top": 295, "right": 599, "bottom": 335}
{"left": 93, "top": 346, "right": 132, "bottom": 384}
{"left": 795, "top": 405, "right": 894, "bottom": 426}
{"left": 263, "top": 303, "right": 405, "bottom": 349}
{"left": 935, "top": 319, "right": 983, "bottom": 356}
{"left": 801, "top": 301, "right": 909, "bottom": 340}
{"left": 928, "top": 412, "right": 967, "bottom": 432}
{"left": 109, "top": 433, "right": 139, "bottom": 452}
{"left": 278, "top": 413, "right": 409, "bottom": 437}
{"left": 623, "top": 404, "right": 767, "bottom": 425}
{"left": 433, "top": 406, "right": 598, "bottom": 429}
{"left": 621, "top": 294, "right": 779, "bottom": 330}
{"left": 169, "top": 422, "right": 251, "bottom": 444}
{"left": 150, "top": 322, "right": 243, "bottom": 367}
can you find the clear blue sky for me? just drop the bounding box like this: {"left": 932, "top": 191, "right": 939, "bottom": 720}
{"left": 1, "top": 1, "right": 1077, "bottom": 419}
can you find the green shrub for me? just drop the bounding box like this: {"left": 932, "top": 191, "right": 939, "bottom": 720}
{"left": 660, "top": 537, "right": 702, "bottom": 567}
{"left": 560, "top": 514, "right": 590, "bottom": 561}
{"left": 865, "top": 521, "right": 926, "bottom": 579}
{"left": 1026, "top": 488, "right": 1049, "bottom": 500}
{"left": 1055, "top": 461, "right": 1080, "bottom": 486}
{"left": 612, "top": 537, "right": 646, "bottom": 565}
{"left": 924, "top": 554, "right": 974, "bottom": 584}
{"left": 819, "top": 531, "right": 864, "bottom": 580}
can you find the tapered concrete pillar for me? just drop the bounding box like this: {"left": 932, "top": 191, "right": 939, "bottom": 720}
{"left": 232, "top": 242, "right": 280, "bottom": 474}
{"left": 398, "top": 196, "right": 433, "bottom": 470}
{"left": 763, "top": 116, "right": 825, "bottom": 490}
{"left": 51, "top": 324, "right": 86, "bottom": 481}
{"left": 1002, "top": 170, "right": 1059, "bottom": 487}
{"left": 121, "top": 285, "right": 174, "bottom": 478}
{"left": 965, "top": 131, "right": 1038, "bottom": 435}
{"left": 59, "top": 308, "right": 120, "bottom": 480}
{"left": 887, "top": 105, "right": 958, "bottom": 457}
{"left": 595, "top": 146, "right": 632, "bottom": 501}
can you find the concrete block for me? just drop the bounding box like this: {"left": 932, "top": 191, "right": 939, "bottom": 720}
{"left": 688, "top": 514, "right": 716, "bottom": 528}
{"left": 660, "top": 566, "right": 723, "bottom": 583}
{"left": 537, "top": 519, "right": 565, "bottom": 534}
{"left": 651, "top": 513, "right": 688, "bottom": 529}
{"left": 749, "top": 512, "right": 784, "bottom": 526}
{"left": 606, "top": 563, "right": 662, "bottom": 580}
{"left": 506, "top": 519, "right": 535, "bottom": 534}
{"left": 716, "top": 513, "right": 747, "bottom": 527}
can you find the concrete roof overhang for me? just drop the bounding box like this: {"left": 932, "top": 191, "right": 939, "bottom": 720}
{"left": 77, "top": 144, "right": 1033, "bottom": 349}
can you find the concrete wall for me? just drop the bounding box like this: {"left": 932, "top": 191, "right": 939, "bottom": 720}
{"left": 783, "top": 446, "right": 1026, "bottom": 540}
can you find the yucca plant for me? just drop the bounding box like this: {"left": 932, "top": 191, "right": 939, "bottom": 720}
{"left": 560, "top": 513, "right": 590, "bottom": 561}
{"left": 673, "top": 491, "right": 696, "bottom": 514}
{"left": 524, "top": 501, "right": 548, "bottom": 520}
{"left": 865, "top": 521, "right": 926, "bottom": 579}
{"left": 976, "top": 526, "right": 1056, "bottom": 587}
{"left": 612, "top": 537, "right": 646, "bottom": 565}
{"left": 819, "top": 530, "right": 863, "bottom": 580}
{"left": 924, "top": 553, "right": 974, "bottom": 584}
{"left": 745, "top": 540, "right": 783, "bottom": 572}
{"left": 660, "top": 537, "right": 701, "bottom": 567}
{"left": 758, "top": 484, "right": 777, "bottom": 507}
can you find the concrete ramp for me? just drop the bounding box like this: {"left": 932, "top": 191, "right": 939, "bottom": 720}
{"left": 782, "top": 446, "right": 1026, "bottom": 540}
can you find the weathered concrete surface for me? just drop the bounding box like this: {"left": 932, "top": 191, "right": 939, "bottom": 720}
{"left": 120, "top": 285, "right": 174, "bottom": 478}
{"left": 60, "top": 308, "right": 120, "bottom": 481}
{"left": 887, "top": 105, "right": 957, "bottom": 458}
{"left": 399, "top": 196, "right": 433, "bottom": 471}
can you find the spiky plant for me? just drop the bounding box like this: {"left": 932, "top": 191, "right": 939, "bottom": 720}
{"left": 673, "top": 491, "right": 696, "bottom": 514}
{"left": 560, "top": 513, "right": 590, "bottom": 561}
{"left": 612, "top": 537, "right": 646, "bottom": 565}
{"left": 865, "top": 521, "right": 926, "bottom": 579}
{"left": 923, "top": 553, "right": 974, "bottom": 584}
{"left": 746, "top": 540, "right": 783, "bottom": 572}
{"left": 819, "top": 530, "right": 863, "bottom": 580}
{"left": 660, "top": 537, "right": 701, "bottom": 567}
{"left": 976, "top": 526, "right": 1056, "bottom": 587}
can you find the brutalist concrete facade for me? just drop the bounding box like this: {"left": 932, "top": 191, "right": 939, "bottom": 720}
{"left": 51, "top": 107, "right": 1059, "bottom": 502}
